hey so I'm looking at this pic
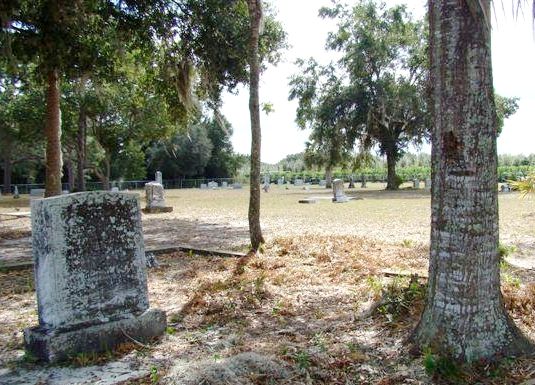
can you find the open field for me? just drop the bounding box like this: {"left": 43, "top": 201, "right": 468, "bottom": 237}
{"left": 1, "top": 184, "right": 535, "bottom": 384}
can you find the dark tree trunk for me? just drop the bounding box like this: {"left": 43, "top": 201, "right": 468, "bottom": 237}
{"left": 325, "top": 166, "right": 333, "bottom": 189}
{"left": 385, "top": 150, "right": 398, "bottom": 190}
{"left": 103, "top": 155, "right": 111, "bottom": 191}
{"left": 2, "top": 152, "right": 12, "bottom": 195}
{"left": 247, "top": 0, "right": 265, "bottom": 251}
{"left": 66, "top": 157, "right": 75, "bottom": 192}
{"left": 44, "top": 69, "right": 63, "bottom": 197}
{"left": 412, "top": 1, "right": 532, "bottom": 361}
{"left": 76, "top": 101, "right": 87, "bottom": 191}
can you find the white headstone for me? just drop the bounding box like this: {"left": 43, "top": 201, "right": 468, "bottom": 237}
{"left": 208, "top": 181, "right": 218, "bottom": 189}
{"left": 200, "top": 183, "right": 208, "bottom": 189}
{"left": 155, "top": 171, "right": 163, "bottom": 185}
{"left": 332, "top": 179, "right": 349, "bottom": 203}
{"left": 13, "top": 185, "right": 20, "bottom": 199}
{"left": 222, "top": 181, "right": 228, "bottom": 188}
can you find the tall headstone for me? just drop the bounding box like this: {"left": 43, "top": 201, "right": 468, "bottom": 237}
{"left": 155, "top": 171, "right": 163, "bottom": 185}
{"left": 332, "top": 179, "right": 349, "bottom": 203}
{"left": 144, "top": 182, "right": 173, "bottom": 213}
{"left": 361, "top": 174, "right": 367, "bottom": 188}
{"left": 13, "top": 185, "right": 20, "bottom": 199}
{"left": 425, "top": 178, "right": 431, "bottom": 190}
{"left": 25, "top": 192, "right": 166, "bottom": 362}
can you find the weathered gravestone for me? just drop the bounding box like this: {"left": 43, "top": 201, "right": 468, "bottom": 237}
{"left": 208, "top": 181, "right": 218, "bottom": 189}
{"left": 425, "top": 178, "right": 432, "bottom": 190}
{"left": 413, "top": 179, "right": 420, "bottom": 189}
{"left": 222, "top": 181, "right": 228, "bottom": 188}
{"left": 332, "top": 179, "right": 349, "bottom": 203}
{"left": 200, "top": 183, "right": 208, "bottom": 189}
{"left": 13, "top": 185, "right": 20, "bottom": 199}
{"left": 361, "top": 174, "right": 367, "bottom": 188}
{"left": 294, "top": 179, "right": 304, "bottom": 187}
{"left": 143, "top": 182, "right": 173, "bottom": 213}
{"left": 25, "top": 192, "right": 166, "bottom": 362}
{"left": 319, "top": 180, "right": 327, "bottom": 187}
{"left": 155, "top": 171, "right": 163, "bottom": 185}
{"left": 277, "top": 178, "right": 284, "bottom": 186}
{"left": 232, "top": 183, "right": 242, "bottom": 189}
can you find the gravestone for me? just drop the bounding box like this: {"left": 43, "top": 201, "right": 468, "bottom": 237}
{"left": 208, "top": 181, "right": 218, "bottom": 189}
{"left": 319, "top": 180, "right": 326, "bottom": 187}
{"left": 277, "top": 178, "right": 284, "bottom": 186}
{"left": 332, "top": 179, "right": 349, "bottom": 203}
{"left": 13, "top": 185, "right": 20, "bottom": 199}
{"left": 200, "top": 183, "right": 208, "bottom": 189}
{"left": 25, "top": 192, "right": 166, "bottom": 362}
{"left": 413, "top": 179, "right": 420, "bottom": 189}
{"left": 232, "top": 183, "right": 242, "bottom": 189}
{"left": 425, "top": 178, "right": 431, "bottom": 190}
{"left": 294, "top": 179, "right": 304, "bottom": 186}
{"left": 143, "top": 182, "right": 173, "bottom": 213}
{"left": 30, "top": 188, "right": 45, "bottom": 199}
{"left": 111, "top": 187, "right": 119, "bottom": 192}
{"left": 155, "top": 171, "right": 163, "bottom": 185}
{"left": 222, "top": 181, "right": 228, "bottom": 188}
{"left": 500, "top": 183, "right": 511, "bottom": 193}
{"left": 361, "top": 174, "right": 367, "bottom": 188}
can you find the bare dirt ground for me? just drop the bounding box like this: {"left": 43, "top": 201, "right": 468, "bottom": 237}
{"left": 1, "top": 185, "right": 534, "bottom": 384}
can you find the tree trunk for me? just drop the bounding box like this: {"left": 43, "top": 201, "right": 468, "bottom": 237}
{"left": 247, "top": 0, "right": 265, "bottom": 251}
{"left": 76, "top": 100, "right": 87, "bottom": 192}
{"left": 325, "top": 166, "right": 333, "bottom": 189}
{"left": 385, "top": 150, "right": 398, "bottom": 190}
{"left": 44, "top": 69, "right": 63, "bottom": 197}
{"left": 66, "top": 156, "right": 75, "bottom": 192}
{"left": 412, "top": 1, "right": 532, "bottom": 361}
{"left": 2, "top": 152, "right": 12, "bottom": 195}
{"left": 103, "top": 155, "right": 111, "bottom": 191}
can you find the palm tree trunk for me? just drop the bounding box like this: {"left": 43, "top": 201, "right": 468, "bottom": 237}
{"left": 247, "top": 0, "right": 265, "bottom": 251}
{"left": 44, "top": 69, "right": 63, "bottom": 197}
{"left": 412, "top": 1, "right": 532, "bottom": 361}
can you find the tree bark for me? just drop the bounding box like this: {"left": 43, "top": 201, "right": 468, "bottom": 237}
{"left": 325, "top": 166, "right": 333, "bottom": 189}
{"left": 66, "top": 156, "right": 75, "bottom": 192}
{"left": 2, "top": 150, "right": 12, "bottom": 195}
{"left": 247, "top": 0, "right": 265, "bottom": 251}
{"left": 385, "top": 150, "right": 398, "bottom": 190}
{"left": 412, "top": 1, "right": 532, "bottom": 361}
{"left": 76, "top": 99, "right": 87, "bottom": 191}
{"left": 44, "top": 69, "right": 63, "bottom": 197}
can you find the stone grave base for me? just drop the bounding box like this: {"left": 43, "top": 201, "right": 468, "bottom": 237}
{"left": 142, "top": 206, "right": 173, "bottom": 214}
{"left": 24, "top": 309, "right": 166, "bottom": 363}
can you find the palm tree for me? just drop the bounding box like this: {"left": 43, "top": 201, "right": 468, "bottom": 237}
{"left": 412, "top": 1, "right": 533, "bottom": 361}
{"left": 247, "top": 0, "right": 265, "bottom": 251}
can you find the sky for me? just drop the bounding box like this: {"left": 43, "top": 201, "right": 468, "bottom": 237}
{"left": 220, "top": 1, "right": 535, "bottom": 164}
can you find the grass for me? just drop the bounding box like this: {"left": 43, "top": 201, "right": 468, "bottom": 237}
{"left": 1, "top": 184, "right": 534, "bottom": 384}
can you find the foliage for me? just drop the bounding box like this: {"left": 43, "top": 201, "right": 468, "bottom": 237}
{"left": 509, "top": 173, "right": 535, "bottom": 197}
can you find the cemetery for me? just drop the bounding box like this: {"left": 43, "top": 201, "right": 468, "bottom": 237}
{"left": 1, "top": 0, "right": 535, "bottom": 384}
{"left": 1, "top": 182, "right": 535, "bottom": 384}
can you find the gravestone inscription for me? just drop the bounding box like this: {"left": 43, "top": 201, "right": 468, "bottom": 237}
{"left": 25, "top": 192, "right": 166, "bottom": 362}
